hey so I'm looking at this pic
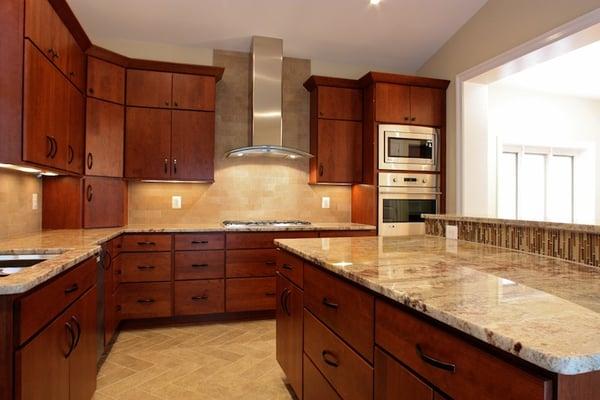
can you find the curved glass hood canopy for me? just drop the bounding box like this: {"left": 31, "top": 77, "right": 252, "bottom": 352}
{"left": 224, "top": 36, "right": 313, "bottom": 160}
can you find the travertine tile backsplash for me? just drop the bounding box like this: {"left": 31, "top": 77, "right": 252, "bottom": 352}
{"left": 0, "top": 170, "right": 41, "bottom": 239}
{"left": 128, "top": 50, "right": 352, "bottom": 224}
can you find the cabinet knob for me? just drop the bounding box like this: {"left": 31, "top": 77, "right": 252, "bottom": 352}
{"left": 87, "top": 153, "right": 93, "bottom": 170}
{"left": 88, "top": 88, "right": 94, "bottom": 94}
{"left": 67, "top": 145, "right": 74, "bottom": 164}
{"left": 86, "top": 184, "right": 93, "bottom": 202}
{"left": 411, "top": 117, "right": 416, "bottom": 121}
{"left": 173, "top": 158, "right": 177, "bottom": 174}
{"left": 69, "top": 72, "right": 75, "bottom": 78}
{"left": 174, "top": 102, "right": 179, "bottom": 107}
{"left": 164, "top": 158, "right": 168, "bottom": 174}
{"left": 319, "top": 164, "right": 324, "bottom": 177}
{"left": 165, "top": 101, "right": 169, "bottom": 106}
{"left": 404, "top": 116, "right": 409, "bottom": 121}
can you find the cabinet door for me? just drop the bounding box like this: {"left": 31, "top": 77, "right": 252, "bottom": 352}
{"left": 16, "top": 312, "right": 70, "bottom": 400}
{"left": 126, "top": 70, "right": 172, "bottom": 108}
{"left": 64, "top": 33, "right": 85, "bottom": 91}
{"left": 410, "top": 87, "right": 443, "bottom": 127}
{"left": 68, "top": 288, "right": 97, "bottom": 400}
{"left": 86, "top": 98, "right": 124, "bottom": 177}
{"left": 172, "top": 74, "right": 215, "bottom": 111}
{"left": 316, "top": 119, "right": 361, "bottom": 183}
{"left": 24, "top": 0, "right": 63, "bottom": 71}
{"left": 375, "top": 83, "right": 410, "bottom": 123}
{"left": 87, "top": 57, "right": 125, "bottom": 103}
{"left": 375, "top": 347, "right": 434, "bottom": 400}
{"left": 66, "top": 83, "right": 84, "bottom": 174}
{"left": 171, "top": 110, "right": 214, "bottom": 180}
{"left": 83, "top": 177, "right": 126, "bottom": 228}
{"left": 83, "top": 177, "right": 127, "bottom": 228}
{"left": 276, "top": 275, "right": 303, "bottom": 399}
{"left": 23, "top": 40, "right": 67, "bottom": 170}
{"left": 317, "top": 86, "right": 362, "bottom": 121}
{"left": 125, "top": 107, "right": 172, "bottom": 179}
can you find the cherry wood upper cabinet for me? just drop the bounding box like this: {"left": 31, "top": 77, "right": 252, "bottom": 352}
{"left": 374, "top": 83, "right": 443, "bottom": 127}
{"left": 66, "top": 84, "right": 84, "bottom": 174}
{"left": 410, "top": 87, "right": 443, "bottom": 127}
{"left": 171, "top": 110, "right": 215, "bottom": 180}
{"left": 125, "top": 107, "right": 172, "bottom": 179}
{"left": 317, "top": 86, "right": 362, "bottom": 121}
{"left": 172, "top": 74, "right": 215, "bottom": 111}
{"left": 87, "top": 57, "right": 125, "bottom": 103}
{"left": 24, "top": 0, "right": 84, "bottom": 91}
{"left": 314, "top": 119, "right": 361, "bottom": 184}
{"left": 126, "top": 70, "right": 173, "bottom": 108}
{"left": 86, "top": 98, "right": 124, "bottom": 177}
{"left": 375, "top": 83, "right": 411, "bottom": 124}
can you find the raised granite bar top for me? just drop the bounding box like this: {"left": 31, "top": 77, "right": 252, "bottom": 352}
{"left": 274, "top": 235, "right": 600, "bottom": 375}
{"left": 0, "top": 222, "right": 375, "bottom": 295}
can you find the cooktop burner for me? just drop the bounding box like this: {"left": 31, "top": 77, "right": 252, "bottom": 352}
{"left": 222, "top": 220, "right": 312, "bottom": 226}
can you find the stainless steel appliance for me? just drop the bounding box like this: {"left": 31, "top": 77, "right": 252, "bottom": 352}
{"left": 222, "top": 220, "right": 311, "bottom": 227}
{"left": 378, "top": 172, "right": 440, "bottom": 236}
{"left": 378, "top": 124, "right": 439, "bottom": 171}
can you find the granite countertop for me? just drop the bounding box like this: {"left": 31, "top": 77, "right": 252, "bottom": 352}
{"left": 0, "top": 222, "right": 375, "bottom": 295}
{"left": 274, "top": 235, "right": 600, "bottom": 375}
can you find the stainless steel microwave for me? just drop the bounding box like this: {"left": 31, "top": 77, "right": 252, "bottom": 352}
{"left": 378, "top": 124, "right": 439, "bottom": 171}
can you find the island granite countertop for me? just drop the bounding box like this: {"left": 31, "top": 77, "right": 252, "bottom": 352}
{"left": 0, "top": 222, "right": 375, "bottom": 295}
{"left": 274, "top": 235, "right": 600, "bottom": 375}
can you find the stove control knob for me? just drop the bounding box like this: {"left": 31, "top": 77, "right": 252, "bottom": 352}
{"left": 422, "top": 178, "right": 427, "bottom": 183}
{"left": 392, "top": 178, "right": 398, "bottom": 183}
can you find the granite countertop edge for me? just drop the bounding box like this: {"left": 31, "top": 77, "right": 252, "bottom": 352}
{"left": 274, "top": 238, "right": 600, "bottom": 376}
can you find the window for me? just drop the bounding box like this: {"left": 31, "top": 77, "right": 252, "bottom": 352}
{"left": 497, "top": 145, "right": 575, "bottom": 223}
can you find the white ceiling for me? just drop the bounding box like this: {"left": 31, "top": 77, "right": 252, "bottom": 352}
{"left": 495, "top": 40, "right": 600, "bottom": 100}
{"left": 67, "top": 0, "right": 487, "bottom": 72}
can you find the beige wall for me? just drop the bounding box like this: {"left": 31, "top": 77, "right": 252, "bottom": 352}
{"left": 128, "top": 50, "right": 351, "bottom": 224}
{"left": 0, "top": 170, "right": 41, "bottom": 239}
{"left": 417, "top": 0, "right": 600, "bottom": 213}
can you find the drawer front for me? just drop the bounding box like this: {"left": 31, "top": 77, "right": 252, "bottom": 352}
{"left": 276, "top": 250, "right": 304, "bottom": 288}
{"left": 174, "top": 279, "right": 224, "bottom": 316}
{"left": 121, "top": 252, "right": 172, "bottom": 282}
{"left": 18, "top": 256, "right": 97, "bottom": 344}
{"left": 226, "top": 249, "right": 277, "bottom": 278}
{"left": 319, "top": 230, "right": 376, "bottom": 238}
{"left": 304, "top": 264, "right": 374, "bottom": 361}
{"left": 175, "top": 250, "right": 224, "bottom": 280}
{"left": 174, "top": 233, "right": 225, "bottom": 251}
{"left": 226, "top": 277, "right": 276, "bottom": 312}
{"left": 117, "top": 282, "right": 172, "bottom": 319}
{"left": 304, "top": 310, "right": 373, "bottom": 400}
{"left": 375, "top": 300, "right": 552, "bottom": 400}
{"left": 121, "top": 234, "right": 172, "bottom": 252}
{"left": 303, "top": 354, "right": 341, "bottom": 400}
{"left": 375, "top": 347, "right": 434, "bottom": 400}
{"left": 226, "top": 232, "right": 275, "bottom": 249}
{"left": 110, "top": 235, "right": 123, "bottom": 258}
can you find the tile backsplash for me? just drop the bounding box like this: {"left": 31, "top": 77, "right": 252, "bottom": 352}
{"left": 0, "top": 170, "right": 41, "bottom": 239}
{"left": 425, "top": 215, "right": 600, "bottom": 268}
{"left": 128, "top": 50, "right": 351, "bottom": 224}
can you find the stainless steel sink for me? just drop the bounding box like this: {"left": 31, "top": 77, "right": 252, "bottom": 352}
{"left": 0, "top": 254, "right": 59, "bottom": 277}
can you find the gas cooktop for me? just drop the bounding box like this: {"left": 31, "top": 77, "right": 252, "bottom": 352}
{"left": 222, "top": 220, "right": 312, "bottom": 227}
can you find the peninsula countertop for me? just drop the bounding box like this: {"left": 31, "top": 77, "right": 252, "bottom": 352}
{"left": 0, "top": 222, "right": 375, "bottom": 295}
{"left": 274, "top": 235, "right": 600, "bottom": 375}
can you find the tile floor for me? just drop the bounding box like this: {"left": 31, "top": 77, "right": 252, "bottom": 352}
{"left": 92, "top": 319, "right": 294, "bottom": 399}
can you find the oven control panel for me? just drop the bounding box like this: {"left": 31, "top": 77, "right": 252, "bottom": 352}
{"left": 378, "top": 172, "right": 438, "bottom": 189}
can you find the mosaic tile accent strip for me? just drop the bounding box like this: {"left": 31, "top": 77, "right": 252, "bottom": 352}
{"left": 424, "top": 215, "right": 600, "bottom": 268}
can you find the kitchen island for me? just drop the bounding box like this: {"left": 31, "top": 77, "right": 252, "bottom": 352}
{"left": 274, "top": 235, "right": 600, "bottom": 399}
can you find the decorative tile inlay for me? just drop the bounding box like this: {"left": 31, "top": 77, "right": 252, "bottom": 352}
{"left": 425, "top": 215, "right": 600, "bottom": 268}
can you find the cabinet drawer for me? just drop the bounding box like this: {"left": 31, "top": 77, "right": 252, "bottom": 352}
{"left": 375, "top": 347, "right": 434, "bottom": 400}
{"left": 304, "top": 264, "right": 374, "bottom": 361}
{"left": 375, "top": 300, "right": 553, "bottom": 400}
{"left": 304, "top": 354, "right": 341, "bottom": 400}
{"left": 121, "top": 234, "right": 172, "bottom": 252}
{"left": 317, "top": 86, "right": 362, "bottom": 121}
{"left": 117, "top": 282, "right": 172, "bottom": 319}
{"left": 226, "top": 232, "right": 275, "bottom": 249}
{"left": 174, "top": 233, "right": 225, "bottom": 251}
{"left": 304, "top": 310, "right": 373, "bottom": 400}
{"left": 276, "top": 250, "right": 304, "bottom": 288}
{"left": 175, "top": 250, "right": 224, "bottom": 280}
{"left": 226, "top": 249, "right": 277, "bottom": 278}
{"left": 174, "top": 280, "right": 224, "bottom": 316}
{"left": 226, "top": 277, "right": 276, "bottom": 312}
{"left": 121, "top": 253, "right": 172, "bottom": 282}
{"left": 18, "top": 256, "right": 97, "bottom": 344}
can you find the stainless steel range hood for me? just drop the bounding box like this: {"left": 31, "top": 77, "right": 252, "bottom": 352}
{"left": 224, "top": 36, "right": 313, "bottom": 159}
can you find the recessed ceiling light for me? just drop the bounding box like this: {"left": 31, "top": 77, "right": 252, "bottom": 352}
{"left": 370, "top": 0, "right": 381, "bottom": 5}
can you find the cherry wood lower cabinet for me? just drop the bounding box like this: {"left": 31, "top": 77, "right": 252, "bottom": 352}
{"left": 276, "top": 273, "right": 303, "bottom": 398}
{"left": 174, "top": 280, "right": 225, "bottom": 316}
{"left": 226, "top": 277, "right": 276, "bottom": 312}
{"left": 375, "top": 347, "right": 435, "bottom": 400}
{"left": 303, "top": 354, "right": 341, "bottom": 400}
